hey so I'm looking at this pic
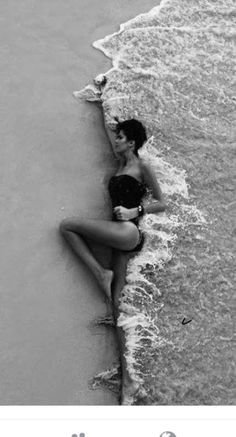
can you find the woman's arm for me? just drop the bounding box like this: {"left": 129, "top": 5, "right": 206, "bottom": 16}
{"left": 105, "top": 124, "right": 116, "bottom": 149}
{"left": 140, "top": 161, "right": 167, "bottom": 214}
{"left": 103, "top": 119, "right": 117, "bottom": 151}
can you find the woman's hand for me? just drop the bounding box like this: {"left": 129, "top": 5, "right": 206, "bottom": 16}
{"left": 113, "top": 206, "right": 138, "bottom": 221}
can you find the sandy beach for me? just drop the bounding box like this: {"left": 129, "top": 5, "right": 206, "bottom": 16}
{"left": 1, "top": 0, "right": 235, "bottom": 407}
{"left": 0, "top": 0, "right": 158, "bottom": 404}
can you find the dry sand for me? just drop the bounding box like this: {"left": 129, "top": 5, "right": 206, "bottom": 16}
{"left": 0, "top": 0, "right": 157, "bottom": 404}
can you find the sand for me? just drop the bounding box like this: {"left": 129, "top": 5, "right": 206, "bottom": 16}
{"left": 0, "top": 0, "right": 158, "bottom": 404}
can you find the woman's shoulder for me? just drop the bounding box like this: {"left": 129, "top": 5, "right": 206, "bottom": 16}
{"left": 139, "top": 157, "right": 148, "bottom": 167}
{"left": 137, "top": 158, "right": 152, "bottom": 186}
{"left": 138, "top": 158, "right": 152, "bottom": 175}
{"left": 138, "top": 158, "right": 159, "bottom": 188}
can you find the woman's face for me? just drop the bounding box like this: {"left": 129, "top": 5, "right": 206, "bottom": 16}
{"left": 115, "top": 130, "right": 133, "bottom": 154}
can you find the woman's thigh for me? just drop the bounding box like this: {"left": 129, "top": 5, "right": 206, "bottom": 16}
{"left": 60, "top": 217, "right": 140, "bottom": 251}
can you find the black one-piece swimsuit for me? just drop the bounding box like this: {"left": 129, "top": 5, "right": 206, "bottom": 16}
{"left": 108, "top": 174, "right": 147, "bottom": 252}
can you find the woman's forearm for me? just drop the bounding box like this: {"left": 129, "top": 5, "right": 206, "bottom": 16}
{"left": 104, "top": 121, "right": 117, "bottom": 149}
{"left": 143, "top": 201, "right": 167, "bottom": 214}
{"left": 130, "top": 201, "right": 167, "bottom": 219}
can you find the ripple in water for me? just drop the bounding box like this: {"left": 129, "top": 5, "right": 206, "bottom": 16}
{"left": 74, "top": 0, "right": 236, "bottom": 405}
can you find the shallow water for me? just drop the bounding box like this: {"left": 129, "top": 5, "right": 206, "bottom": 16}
{"left": 75, "top": 0, "right": 235, "bottom": 404}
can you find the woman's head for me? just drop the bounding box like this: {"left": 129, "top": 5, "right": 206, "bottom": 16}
{"left": 115, "top": 119, "right": 147, "bottom": 157}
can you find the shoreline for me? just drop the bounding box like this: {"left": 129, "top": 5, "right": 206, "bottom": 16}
{"left": 0, "top": 0, "right": 159, "bottom": 405}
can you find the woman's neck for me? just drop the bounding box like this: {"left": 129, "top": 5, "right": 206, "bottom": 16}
{"left": 117, "top": 151, "right": 138, "bottom": 168}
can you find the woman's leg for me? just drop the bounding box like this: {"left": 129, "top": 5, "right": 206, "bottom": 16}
{"left": 111, "top": 250, "right": 140, "bottom": 404}
{"left": 59, "top": 217, "right": 140, "bottom": 300}
{"left": 60, "top": 224, "right": 113, "bottom": 300}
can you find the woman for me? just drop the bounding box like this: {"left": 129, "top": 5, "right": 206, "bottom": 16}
{"left": 60, "top": 118, "right": 166, "bottom": 404}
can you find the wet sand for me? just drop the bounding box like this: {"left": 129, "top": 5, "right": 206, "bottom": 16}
{"left": 0, "top": 0, "right": 158, "bottom": 404}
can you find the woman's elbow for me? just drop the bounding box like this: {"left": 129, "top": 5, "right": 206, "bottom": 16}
{"left": 155, "top": 200, "right": 167, "bottom": 213}
{"left": 161, "top": 201, "right": 167, "bottom": 212}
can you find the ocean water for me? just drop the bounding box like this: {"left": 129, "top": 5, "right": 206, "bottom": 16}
{"left": 74, "top": 0, "right": 236, "bottom": 404}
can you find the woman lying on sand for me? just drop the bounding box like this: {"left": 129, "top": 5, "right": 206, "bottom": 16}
{"left": 60, "top": 117, "right": 166, "bottom": 404}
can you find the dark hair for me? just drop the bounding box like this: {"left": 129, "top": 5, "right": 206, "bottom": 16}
{"left": 116, "top": 119, "right": 147, "bottom": 157}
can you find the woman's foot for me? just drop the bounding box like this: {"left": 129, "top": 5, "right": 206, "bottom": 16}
{"left": 121, "top": 381, "right": 140, "bottom": 405}
{"left": 96, "top": 269, "right": 114, "bottom": 302}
